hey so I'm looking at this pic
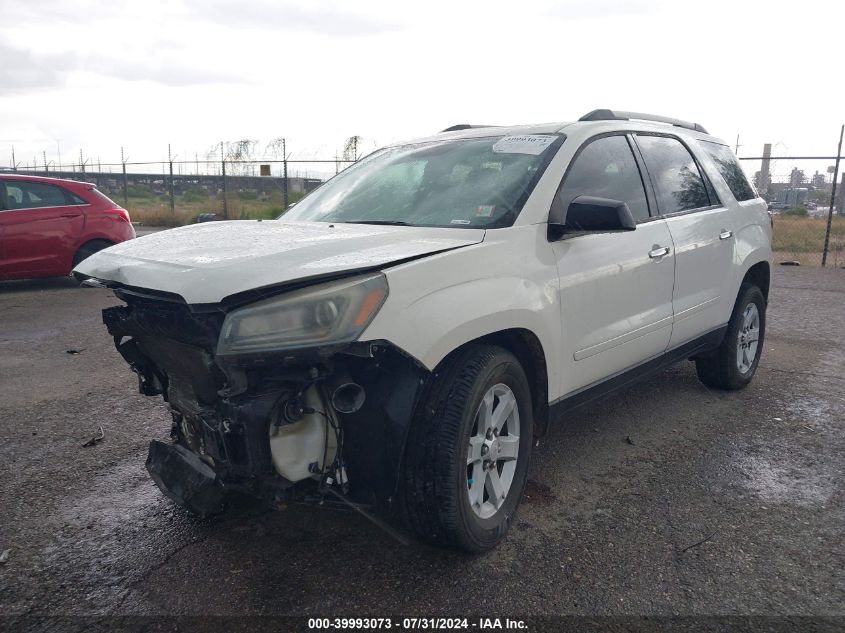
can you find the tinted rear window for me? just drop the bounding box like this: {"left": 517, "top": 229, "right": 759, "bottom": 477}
{"left": 636, "top": 135, "right": 712, "bottom": 214}
{"left": 89, "top": 188, "right": 120, "bottom": 207}
{"left": 701, "top": 141, "right": 757, "bottom": 202}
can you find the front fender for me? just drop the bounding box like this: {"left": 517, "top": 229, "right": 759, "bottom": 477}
{"left": 361, "top": 227, "right": 562, "bottom": 399}
{"left": 406, "top": 277, "right": 555, "bottom": 372}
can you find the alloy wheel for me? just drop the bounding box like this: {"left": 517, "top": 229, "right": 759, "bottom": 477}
{"left": 737, "top": 302, "right": 760, "bottom": 374}
{"left": 466, "top": 383, "right": 520, "bottom": 519}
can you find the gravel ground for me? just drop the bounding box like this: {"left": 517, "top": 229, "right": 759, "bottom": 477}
{"left": 0, "top": 268, "right": 842, "bottom": 627}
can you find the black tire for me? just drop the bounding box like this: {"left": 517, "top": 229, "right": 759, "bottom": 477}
{"left": 695, "top": 283, "right": 766, "bottom": 390}
{"left": 72, "top": 239, "right": 113, "bottom": 269}
{"left": 399, "top": 344, "right": 533, "bottom": 552}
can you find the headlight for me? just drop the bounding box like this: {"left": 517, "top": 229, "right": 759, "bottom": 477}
{"left": 217, "top": 273, "right": 388, "bottom": 356}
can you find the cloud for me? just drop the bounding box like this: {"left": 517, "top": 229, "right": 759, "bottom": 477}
{"left": 0, "top": 43, "right": 70, "bottom": 93}
{"left": 186, "top": 0, "right": 402, "bottom": 36}
{"left": 0, "top": 0, "right": 397, "bottom": 96}
{"left": 82, "top": 56, "right": 243, "bottom": 87}
{"left": 0, "top": 42, "right": 242, "bottom": 95}
{"left": 1, "top": 0, "right": 132, "bottom": 28}
{"left": 4, "top": 0, "right": 402, "bottom": 36}
{"left": 545, "top": 0, "right": 659, "bottom": 20}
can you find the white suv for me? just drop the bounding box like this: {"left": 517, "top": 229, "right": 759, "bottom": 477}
{"left": 76, "top": 110, "right": 772, "bottom": 552}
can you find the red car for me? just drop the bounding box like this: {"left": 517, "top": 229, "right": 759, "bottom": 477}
{"left": 0, "top": 174, "right": 135, "bottom": 281}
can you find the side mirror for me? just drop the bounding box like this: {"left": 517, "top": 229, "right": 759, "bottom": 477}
{"left": 548, "top": 195, "right": 637, "bottom": 239}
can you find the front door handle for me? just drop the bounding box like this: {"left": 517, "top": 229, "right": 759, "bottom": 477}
{"left": 61, "top": 213, "right": 81, "bottom": 218}
{"left": 719, "top": 229, "right": 733, "bottom": 240}
{"left": 648, "top": 246, "right": 671, "bottom": 259}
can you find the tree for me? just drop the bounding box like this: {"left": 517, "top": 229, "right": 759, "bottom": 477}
{"left": 207, "top": 139, "right": 259, "bottom": 176}
{"left": 342, "top": 136, "right": 361, "bottom": 162}
{"left": 265, "top": 137, "right": 287, "bottom": 160}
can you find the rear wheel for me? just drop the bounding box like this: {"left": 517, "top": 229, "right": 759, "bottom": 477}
{"left": 399, "top": 345, "right": 532, "bottom": 552}
{"left": 72, "top": 239, "right": 113, "bottom": 269}
{"left": 695, "top": 283, "right": 766, "bottom": 390}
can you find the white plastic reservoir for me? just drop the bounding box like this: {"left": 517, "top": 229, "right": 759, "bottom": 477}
{"left": 269, "top": 385, "right": 337, "bottom": 482}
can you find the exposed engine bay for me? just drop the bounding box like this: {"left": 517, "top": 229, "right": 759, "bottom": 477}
{"left": 102, "top": 285, "right": 428, "bottom": 518}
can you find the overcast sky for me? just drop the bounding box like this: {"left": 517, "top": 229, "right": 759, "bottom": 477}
{"left": 1, "top": 0, "right": 843, "bottom": 177}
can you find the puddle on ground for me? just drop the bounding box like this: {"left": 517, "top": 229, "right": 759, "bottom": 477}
{"left": 785, "top": 398, "right": 832, "bottom": 431}
{"left": 735, "top": 347, "right": 842, "bottom": 507}
{"left": 736, "top": 455, "right": 835, "bottom": 506}
{"left": 58, "top": 461, "right": 163, "bottom": 528}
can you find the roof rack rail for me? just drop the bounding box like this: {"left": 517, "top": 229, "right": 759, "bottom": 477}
{"left": 578, "top": 109, "right": 708, "bottom": 134}
{"left": 439, "top": 124, "right": 497, "bottom": 133}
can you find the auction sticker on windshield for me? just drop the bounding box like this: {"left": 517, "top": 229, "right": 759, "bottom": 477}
{"left": 492, "top": 134, "right": 556, "bottom": 155}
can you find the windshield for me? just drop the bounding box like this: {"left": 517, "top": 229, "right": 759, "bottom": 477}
{"left": 281, "top": 134, "right": 564, "bottom": 228}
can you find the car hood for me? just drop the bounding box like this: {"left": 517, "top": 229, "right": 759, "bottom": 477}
{"left": 74, "top": 220, "right": 486, "bottom": 304}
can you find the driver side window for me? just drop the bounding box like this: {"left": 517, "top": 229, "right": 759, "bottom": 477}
{"left": 558, "top": 135, "right": 650, "bottom": 223}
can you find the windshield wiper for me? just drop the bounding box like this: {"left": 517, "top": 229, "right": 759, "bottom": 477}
{"left": 343, "top": 220, "right": 413, "bottom": 226}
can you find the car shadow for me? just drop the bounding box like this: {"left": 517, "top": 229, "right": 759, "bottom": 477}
{"left": 0, "top": 276, "right": 79, "bottom": 294}
{"left": 112, "top": 365, "right": 714, "bottom": 615}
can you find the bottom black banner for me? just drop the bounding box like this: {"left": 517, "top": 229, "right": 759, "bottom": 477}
{"left": 1, "top": 616, "right": 842, "bottom": 633}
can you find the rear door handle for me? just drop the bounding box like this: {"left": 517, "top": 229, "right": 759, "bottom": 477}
{"left": 648, "top": 246, "right": 671, "bottom": 259}
{"left": 719, "top": 230, "right": 733, "bottom": 240}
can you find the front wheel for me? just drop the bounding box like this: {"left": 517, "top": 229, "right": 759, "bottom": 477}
{"left": 695, "top": 283, "right": 766, "bottom": 390}
{"left": 399, "top": 345, "right": 533, "bottom": 552}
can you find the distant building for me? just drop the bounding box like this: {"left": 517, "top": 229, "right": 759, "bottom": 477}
{"left": 775, "top": 187, "right": 808, "bottom": 208}
{"left": 811, "top": 171, "right": 826, "bottom": 188}
{"left": 789, "top": 168, "right": 805, "bottom": 187}
{"left": 767, "top": 182, "right": 788, "bottom": 197}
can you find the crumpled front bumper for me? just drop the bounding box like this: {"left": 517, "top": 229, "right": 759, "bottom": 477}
{"left": 146, "top": 440, "right": 226, "bottom": 518}
{"left": 103, "top": 289, "right": 431, "bottom": 507}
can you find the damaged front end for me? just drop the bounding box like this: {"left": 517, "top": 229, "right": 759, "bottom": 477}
{"left": 102, "top": 273, "right": 428, "bottom": 517}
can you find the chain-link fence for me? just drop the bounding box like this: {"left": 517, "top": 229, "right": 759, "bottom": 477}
{"left": 738, "top": 130, "right": 844, "bottom": 267}
{"left": 6, "top": 138, "right": 844, "bottom": 266}
{"left": 4, "top": 156, "right": 359, "bottom": 227}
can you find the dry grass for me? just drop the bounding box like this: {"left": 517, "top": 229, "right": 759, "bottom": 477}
{"left": 125, "top": 191, "right": 304, "bottom": 228}
{"left": 772, "top": 214, "right": 845, "bottom": 267}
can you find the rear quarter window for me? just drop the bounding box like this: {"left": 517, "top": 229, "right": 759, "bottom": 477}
{"left": 89, "top": 188, "right": 120, "bottom": 207}
{"left": 701, "top": 141, "right": 758, "bottom": 202}
{"left": 67, "top": 191, "right": 89, "bottom": 205}
{"left": 635, "top": 135, "right": 713, "bottom": 214}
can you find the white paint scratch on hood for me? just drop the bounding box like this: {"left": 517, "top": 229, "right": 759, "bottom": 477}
{"left": 74, "top": 220, "right": 485, "bottom": 304}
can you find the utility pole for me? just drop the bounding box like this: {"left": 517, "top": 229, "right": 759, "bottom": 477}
{"left": 11, "top": 147, "right": 15, "bottom": 171}
{"left": 168, "top": 144, "right": 175, "bottom": 214}
{"left": 735, "top": 134, "right": 741, "bottom": 155}
{"left": 43, "top": 151, "right": 48, "bottom": 172}
{"left": 57, "top": 141, "right": 62, "bottom": 173}
{"left": 821, "top": 124, "right": 844, "bottom": 267}
{"left": 221, "top": 141, "right": 228, "bottom": 219}
{"left": 79, "top": 149, "right": 85, "bottom": 175}
{"left": 282, "top": 137, "right": 289, "bottom": 209}
{"left": 121, "top": 147, "right": 129, "bottom": 207}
